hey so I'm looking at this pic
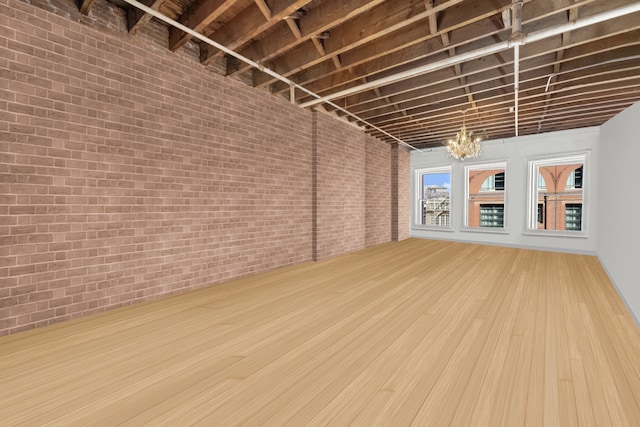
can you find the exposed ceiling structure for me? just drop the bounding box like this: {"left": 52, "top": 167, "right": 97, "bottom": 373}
{"left": 80, "top": 0, "right": 640, "bottom": 149}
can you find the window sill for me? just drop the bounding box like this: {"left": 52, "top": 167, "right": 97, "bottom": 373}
{"left": 460, "top": 227, "right": 509, "bottom": 235}
{"left": 521, "top": 230, "right": 589, "bottom": 239}
{"left": 412, "top": 225, "right": 455, "bottom": 232}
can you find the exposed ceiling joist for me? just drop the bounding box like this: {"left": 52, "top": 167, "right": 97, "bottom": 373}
{"left": 228, "top": 0, "right": 388, "bottom": 76}
{"left": 252, "top": 0, "right": 465, "bottom": 88}
{"left": 127, "top": 0, "right": 166, "bottom": 34}
{"left": 200, "top": 0, "right": 313, "bottom": 66}
{"left": 168, "top": 0, "right": 238, "bottom": 52}
{"left": 85, "top": 0, "right": 640, "bottom": 149}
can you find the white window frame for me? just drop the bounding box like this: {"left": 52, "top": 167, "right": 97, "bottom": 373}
{"left": 525, "top": 152, "right": 589, "bottom": 237}
{"left": 413, "top": 165, "right": 453, "bottom": 231}
{"left": 462, "top": 161, "right": 508, "bottom": 233}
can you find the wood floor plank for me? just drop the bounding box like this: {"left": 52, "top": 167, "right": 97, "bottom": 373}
{"left": 524, "top": 250, "right": 548, "bottom": 427}
{"left": 570, "top": 358, "right": 597, "bottom": 427}
{"left": 0, "top": 239, "right": 639, "bottom": 426}
{"left": 472, "top": 269, "right": 526, "bottom": 426}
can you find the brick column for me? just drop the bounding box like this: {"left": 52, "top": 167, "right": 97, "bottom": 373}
{"left": 391, "top": 143, "right": 410, "bottom": 241}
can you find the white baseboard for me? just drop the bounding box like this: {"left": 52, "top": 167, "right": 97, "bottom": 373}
{"left": 598, "top": 256, "right": 640, "bottom": 330}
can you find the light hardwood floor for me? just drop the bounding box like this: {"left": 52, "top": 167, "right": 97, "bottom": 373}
{"left": 1, "top": 238, "right": 640, "bottom": 426}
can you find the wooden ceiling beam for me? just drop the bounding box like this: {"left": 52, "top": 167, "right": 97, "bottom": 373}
{"left": 365, "top": 77, "right": 409, "bottom": 118}
{"left": 494, "top": 89, "right": 640, "bottom": 122}
{"left": 425, "top": 0, "right": 438, "bottom": 35}
{"left": 167, "top": 0, "right": 237, "bottom": 52}
{"left": 391, "top": 101, "right": 634, "bottom": 144}
{"left": 440, "top": 29, "right": 486, "bottom": 129}
{"left": 268, "top": 0, "right": 516, "bottom": 95}
{"left": 355, "top": 49, "right": 629, "bottom": 125}
{"left": 273, "top": 0, "right": 587, "bottom": 98}
{"left": 353, "top": 49, "right": 559, "bottom": 120}
{"left": 373, "top": 72, "right": 638, "bottom": 145}
{"left": 375, "top": 73, "right": 640, "bottom": 136}
{"left": 424, "top": 1, "right": 478, "bottom": 108}
{"left": 200, "top": 0, "right": 313, "bottom": 66}
{"left": 252, "top": 0, "right": 467, "bottom": 87}
{"left": 390, "top": 86, "right": 640, "bottom": 137}
{"left": 79, "top": 0, "right": 96, "bottom": 15}
{"left": 371, "top": 65, "right": 640, "bottom": 131}
{"left": 227, "top": 0, "right": 387, "bottom": 76}
{"left": 374, "top": 72, "right": 640, "bottom": 138}
{"left": 381, "top": 107, "right": 627, "bottom": 145}
{"left": 366, "top": 66, "right": 548, "bottom": 126}
{"left": 312, "top": 30, "right": 340, "bottom": 69}
{"left": 333, "top": 23, "right": 640, "bottom": 119}
{"left": 403, "top": 113, "right": 615, "bottom": 146}
{"left": 127, "top": 0, "right": 166, "bottom": 34}
{"left": 301, "top": 30, "right": 519, "bottom": 109}
{"left": 291, "top": 0, "right": 591, "bottom": 97}
{"left": 536, "top": 5, "right": 580, "bottom": 131}
{"left": 359, "top": 32, "right": 640, "bottom": 122}
{"left": 285, "top": 17, "right": 303, "bottom": 41}
{"left": 118, "top": 0, "right": 640, "bottom": 147}
{"left": 254, "top": 0, "right": 272, "bottom": 19}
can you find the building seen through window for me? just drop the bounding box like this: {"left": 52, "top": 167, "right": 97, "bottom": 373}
{"left": 417, "top": 168, "right": 451, "bottom": 228}
{"left": 536, "top": 163, "right": 584, "bottom": 231}
{"left": 466, "top": 164, "right": 506, "bottom": 229}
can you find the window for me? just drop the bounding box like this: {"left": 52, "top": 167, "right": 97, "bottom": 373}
{"left": 565, "top": 204, "right": 582, "bottom": 231}
{"left": 480, "top": 205, "right": 504, "bottom": 227}
{"left": 464, "top": 162, "right": 507, "bottom": 230}
{"left": 537, "top": 173, "right": 546, "bottom": 190}
{"left": 414, "top": 166, "right": 452, "bottom": 229}
{"left": 566, "top": 166, "right": 583, "bottom": 189}
{"left": 526, "top": 153, "right": 588, "bottom": 235}
{"left": 480, "top": 172, "right": 505, "bottom": 191}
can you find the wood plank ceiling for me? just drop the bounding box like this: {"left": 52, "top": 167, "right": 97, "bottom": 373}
{"left": 83, "top": 0, "right": 640, "bottom": 149}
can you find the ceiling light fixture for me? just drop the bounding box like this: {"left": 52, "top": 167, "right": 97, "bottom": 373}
{"left": 447, "top": 109, "right": 481, "bottom": 160}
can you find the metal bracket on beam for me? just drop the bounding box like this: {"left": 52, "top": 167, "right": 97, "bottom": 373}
{"left": 510, "top": 0, "right": 525, "bottom": 45}
{"left": 290, "top": 83, "right": 296, "bottom": 104}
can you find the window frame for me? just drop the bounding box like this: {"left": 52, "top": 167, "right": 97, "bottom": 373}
{"left": 525, "top": 152, "right": 590, "bottom": 238}
{"left": 462, "top": 161, "right": 508, "bottom": 233}
{"left": 413, "top": 165, "right": 453, "bottom": 231}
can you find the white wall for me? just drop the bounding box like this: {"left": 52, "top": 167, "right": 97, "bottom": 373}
{"left": 598, "top": 101, "right": 640, "bottom": 326}
{"left": 410, "top": 127, "right": 599, "bottom": 254}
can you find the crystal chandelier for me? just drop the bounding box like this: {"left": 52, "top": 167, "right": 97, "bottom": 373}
{"left": 447, "top": 110, "right": 481, "bottom": 160}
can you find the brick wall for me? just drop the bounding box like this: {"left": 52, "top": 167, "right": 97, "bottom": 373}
{"left": 0, "top": 0, "right": 316, "bottom": 335}
{"left": 392, "top": 144, "right": 411, "bottom": 241}
{"left": 313, "top": 112, "right": 366, "bottom": 261}
{"left": 397, "top": 146, "right": 411, "bottom": 241}
{"left": 0, "top": 0, "right": 406, "bottom": 335}
{"left": 365, "top": 135, "right": 391, "bottom": 247}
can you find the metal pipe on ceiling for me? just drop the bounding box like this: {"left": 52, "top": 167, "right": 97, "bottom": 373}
{"left": 545, "top": 55, "right": 640, "bottom": 92}
{"left": 511, "top": 0, "right": 524, "bottom": 137}
{"left": 120, "top": 0, "right": 420, "bottom": 151}
{"left": 513, "top": 44, "right": 520, "bottom": 136}
{"left": 299, "top": 1, "right": 640, "bottom": 109}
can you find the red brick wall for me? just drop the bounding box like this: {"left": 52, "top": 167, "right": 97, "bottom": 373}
{"left": 0, "top": 0, "right": 405, "bottom": 335}
{"left": 0, "top": 0, "right": 314, "bottom": 335}
{"left": 397, "top": 146, "right": 410, "bottom": 241}
{"left": 365, "top": 135, "right": 391, "bottom": 247}
{"left": 313, "top": 112, "right": 366, "bottom": 261}
{"left": 392, "top": 144, "right": 411, "bottom": 241}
